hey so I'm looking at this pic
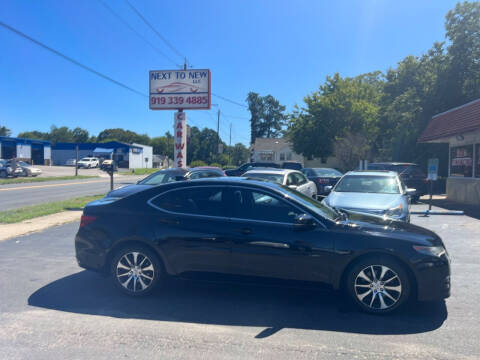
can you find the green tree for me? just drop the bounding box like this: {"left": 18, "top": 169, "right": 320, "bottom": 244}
{"left": 0, "top": 125, "right": 11, "bottom": 136}
{"left": 231, "top": 143, "right": 249, "bottom": 165}
{"left": 72, "top": 127, "right": 89, "bottom": 143}
{"left": 247, "top": 92, "right": 287, "bottom": 144}
{"left": 287, "top": 72, "right": 382, "bottom": 160}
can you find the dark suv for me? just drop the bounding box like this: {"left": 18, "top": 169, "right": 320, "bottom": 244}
{"left": 225, "top": 162, "right": 280, "bottom": 176}
{"left": 367, "top": 163, "right": 427, "bottom": 202}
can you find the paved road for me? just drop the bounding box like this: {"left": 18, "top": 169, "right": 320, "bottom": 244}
{"left": 0, "top": 176, "right": 144, "bottom": 211}
{"left": 0, "top": 207, "right": 478, "bottom": 359}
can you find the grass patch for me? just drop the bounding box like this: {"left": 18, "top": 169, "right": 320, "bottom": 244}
{"left": 0, "top": 175, "right": 98, "bottom": 185}
{"left": 118, "top": 168, "right": 159, "bottom": 176}
{"left": 0, "top": 195, "right": 104, "bottom": 224}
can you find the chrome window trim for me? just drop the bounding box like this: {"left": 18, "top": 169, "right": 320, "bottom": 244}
{"left": 147, "top": 184, "right": 327, "bottom": 229}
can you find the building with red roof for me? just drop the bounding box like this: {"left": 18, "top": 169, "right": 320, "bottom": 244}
{"left": 419, "top": 98, "right": 480, "bottom": 204}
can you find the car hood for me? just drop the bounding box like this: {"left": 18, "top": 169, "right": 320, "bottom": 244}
{"left": 106, "top": 184, "right": 151, "bottom": 198}
{"left": 326, "top": 192, "right": 401, "bottom": 211}
{"left": 335, "top": 209, "right": 443, "bottom": 246}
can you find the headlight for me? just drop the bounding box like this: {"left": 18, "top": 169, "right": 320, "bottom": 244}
{"left": 413, "top": 245, "right": 446, "bottom": 257}
{"left": 385, "top": 204, "right": 403, "bottom": 217}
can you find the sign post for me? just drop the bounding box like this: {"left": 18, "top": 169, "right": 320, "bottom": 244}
{"left": 149, "top": 69, "right": 211, "bottom": 168}
{"left": 427, "top": 158, "right": 439, "bottom": 212}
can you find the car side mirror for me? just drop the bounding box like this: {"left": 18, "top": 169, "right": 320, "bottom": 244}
{"left": 324, "top": 185, "right": 333, "bottom": 193}
{"left": 294, "top": 214, "right": 316, "bottom": 231}
{"left": 406, "top": 188, "right": 416, "bottom": 196}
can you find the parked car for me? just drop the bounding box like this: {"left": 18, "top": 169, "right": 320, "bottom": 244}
{"left": 106, "top": 166, "right": 225, "bottom": 198}
{"left": 77, "top": 157, "right": 100, "bottom": 169}
{"left": 65, "top": 159, "right": 77, "bottom": 166}
{"left": 281, "top": 162, "right": 303, "bottom": 170}
{"left": 17, "top": 161, "right": 42, "bottom": 177}
{"left": 323, "top": 171, "right": 416, "bottom": 222}
{"left": 0, "top": 159, "right": 23, "bottom": 178}
{"left": 244, "top": 168, "right": 317, "bottom": 198}
{"left": 302, "top": 168, "right": 343, "bottom": 195}
{"left": 367, "top": 163, "right": 427, "bottom": 203}
{"left": 76, "top": 177, "right": 451, "bottom": 314}
{"left": 225, "top": 162, "right": 280, "bottom": 176}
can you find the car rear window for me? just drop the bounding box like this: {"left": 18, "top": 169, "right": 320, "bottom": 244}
{"left": 245, "top": 173, "right": 284, "bottom": 184}
{"left": 335, "top": 175, "right": 400, "bottom": 194}
{"left": 311, "top": 168, "right": 342, "bottom": 177}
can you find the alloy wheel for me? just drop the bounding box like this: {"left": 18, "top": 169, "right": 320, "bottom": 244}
{"left": 354, "top": 264, "right": 402, "bottom": 310}
{"left": 116, "top": 251, "right": 155, "bottom": 293}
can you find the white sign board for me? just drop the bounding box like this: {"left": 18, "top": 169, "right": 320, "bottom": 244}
{"left": 149, "top": 69, "right": 211, "bottom": 110}
{"left": 174, "top": 111, "right": 187, "bottom": 168}
{"left": 427, "top": 158, "right": 439, "bottom": 181}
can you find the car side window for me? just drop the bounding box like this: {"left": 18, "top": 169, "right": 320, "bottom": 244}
{"left": 231, "top": 189, "right": 301, "bottom": 223}
{"left": 151, "top": 187, "right": 225, "bottom": 217}
{"left": 286, "top": 174, "right": 297, "bottom": 186}
{"left": 295, "top": 173, "right": 308, "bottom": 185}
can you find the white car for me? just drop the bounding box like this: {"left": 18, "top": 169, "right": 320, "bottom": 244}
{"left": 77, "top": 157, "right": 99, "bottom": 168}
{"left": 65, "top": 159, "right": 77, "bottom": 166}
{"left": 17, "top": 161, "right": 42, "bottom": 177}
{"left": 244, "top": 168, "right": 317, "bottom": 198}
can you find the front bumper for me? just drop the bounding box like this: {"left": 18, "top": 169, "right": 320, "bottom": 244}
{"left": 415, "top": 254, "right": 451, "bottom": 301}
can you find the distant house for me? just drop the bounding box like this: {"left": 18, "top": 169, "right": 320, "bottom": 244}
{"left": 419, "top": 98, "right": 480, "bottom": 204}
{"left": 251, "top": 138, "right": 340, "bottom": 168}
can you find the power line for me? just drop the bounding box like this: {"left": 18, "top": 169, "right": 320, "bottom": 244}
{"left": 97, "top": 0, "right": 179, "bottom": 67}
{"left": 211, "top": 92, "right": 247, "bottom": 108}
{"left": 0, "top": 21, "right": 148, "bottom": 98}
{"left": 124, "top": 0, "right": 188, "bottom": 64}
{"left": 222, "top": 113, "right": 250, "bottom": 120}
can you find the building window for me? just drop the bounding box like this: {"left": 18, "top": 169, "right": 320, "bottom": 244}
{"left": 450, "top": 145, "right": 473, "bottom": 177}
{"left": 476, "top": 144, "right": 480, "bottom": 178}
{"left": 279, "top": 153, "right": 285, "bottom": 161}
{"left": 286, "top": 152, "right": 292, "bottom": 160}
{"left": 259, "top": 151, "right": 274, "bottom": 161}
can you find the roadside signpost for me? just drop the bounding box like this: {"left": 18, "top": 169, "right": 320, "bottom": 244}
{"left": 149, "top": 69, "right": 211, "bottom": 168}
{"left": 427, "top": 158, "right": 439, "bottom": 211}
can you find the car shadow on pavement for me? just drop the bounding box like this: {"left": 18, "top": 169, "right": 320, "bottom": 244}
{"left": 28, "top": 270, "right": 447, "bottom": 338}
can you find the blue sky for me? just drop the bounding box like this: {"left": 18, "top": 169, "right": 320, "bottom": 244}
{"left": 1, "top": 0, "right": 459, "bottom": 146}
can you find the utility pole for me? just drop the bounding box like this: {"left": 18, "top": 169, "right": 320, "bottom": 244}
{"left": 75, "top": 144, "right": 79, "bottom": 176}
{"left": 217, "top": 109, "right": 221, "bottom": 155}
{"left": 229, "top": 123, "right": 232, "bottom": 165}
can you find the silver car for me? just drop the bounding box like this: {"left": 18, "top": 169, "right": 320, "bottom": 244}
{"left": 323, "top": 171, "right": 415, "bottom": 222}
{"left": 243, "top": 168, "right": 317, "bottom": 198}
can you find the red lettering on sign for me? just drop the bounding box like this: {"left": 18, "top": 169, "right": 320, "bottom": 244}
{"left": 176, "top": 131, "right": 182, "bottom": 137}
{"left": 177, "top": 151, "right": 183, "bottom": 159}
{"left": 175, "top": 143, "right": 184, "bottom": 150}
{"left": 176, "top": 122, "right": 183, "bottom": 129}
{"left": 177, "top": 160, "right": 183, "bottom": 167}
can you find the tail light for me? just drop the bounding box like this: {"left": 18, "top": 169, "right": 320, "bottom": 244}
{"left": 80, "top": 215, "right": 97, "bottom": 228}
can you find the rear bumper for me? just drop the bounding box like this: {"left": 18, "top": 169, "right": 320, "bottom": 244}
{"left": 75, "top": 233, "right": 109, "bottom": 274}
{"left": 415, "top": 255, "right": 451, "bottom": 301}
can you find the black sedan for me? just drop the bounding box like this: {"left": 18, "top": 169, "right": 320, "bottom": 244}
{"left": 301, "top": 168, "right": 343, "bottom": 195}
{"left": 106, "top": 166, "right": 225, "bottom": 198}
{"left": 76, "top": 178, "right": 450, "bottom": 314}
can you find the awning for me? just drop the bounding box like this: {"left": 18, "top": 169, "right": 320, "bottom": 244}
{"left": 93, "top": 147, "right": 114, "bottom": 154}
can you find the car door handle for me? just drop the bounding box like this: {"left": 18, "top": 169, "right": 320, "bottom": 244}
{"left": 238, "top": 227, "right": 252, "bottom": 235}
{"left": 159, "top": 218, "right": 180, "bottom": 225}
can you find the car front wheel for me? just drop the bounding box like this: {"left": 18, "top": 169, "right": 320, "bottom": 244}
{"left": 347, "top": 256, "right": 410, "bottom": 314}
{"left": 111, "top": 246, "right": 161, "bottom": 296}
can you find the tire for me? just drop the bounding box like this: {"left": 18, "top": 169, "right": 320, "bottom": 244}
{"left": 111, "top": 245, "right": 162, "bottom": 296}
{"left": 346, "top": 255, "right": 410, "bottom": 314}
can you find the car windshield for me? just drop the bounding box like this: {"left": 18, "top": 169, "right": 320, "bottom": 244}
{"left": 335, "top": 175, "right": 400, "bottom": 194}
{"left": 139, "top": 171, "right": 183, "bottom": 185}
{"left": 245, "top": 173, "right": 284, "bottom": 184}
{"left": 18, "top": 161, "right": 30, "bottom": 167}
{"left": 311, "top": 168, "right": 342, "bottom": 177}
{"left": 80, "top": 158, "right": 91, "bottom": 161}
{"left": 280, "top": 185, "right": 338, "bottom": 221}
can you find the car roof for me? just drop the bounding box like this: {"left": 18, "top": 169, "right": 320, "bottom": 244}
{"left": 345, "top": 170, "right": 398, "bottom": 177}
{"left": 369, "top": 162, "right": 417, "bottom": 166}
{"left": 244, "top": 168, "right": 299, "bottom": 175}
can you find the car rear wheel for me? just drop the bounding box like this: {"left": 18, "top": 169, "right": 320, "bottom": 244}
{"left": 111, "top": 246, "right": 161, "bottom": 296}
{"left": 347, "top": 256, "right": 410, "bottom": 314}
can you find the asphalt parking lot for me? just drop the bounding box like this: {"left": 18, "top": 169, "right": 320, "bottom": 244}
{"left": 0, "top": 204, "right": 478, "bottom": 360}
